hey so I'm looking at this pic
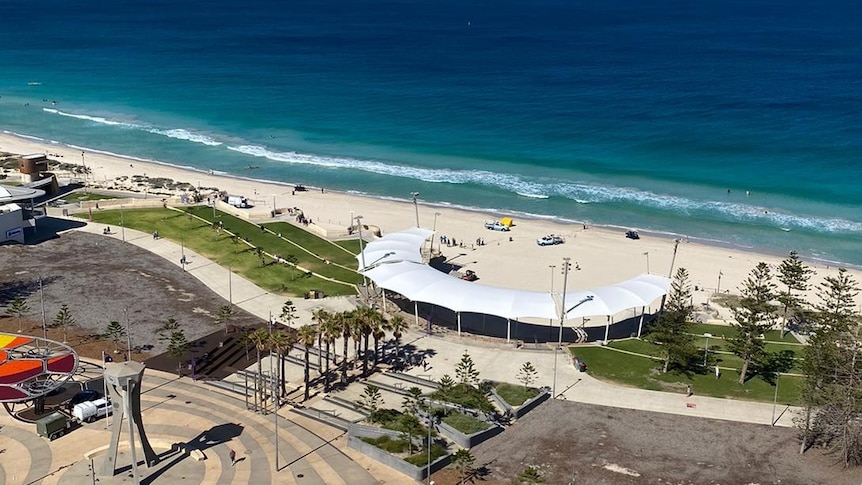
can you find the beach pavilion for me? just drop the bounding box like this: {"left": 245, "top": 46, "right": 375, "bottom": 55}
{"left": 358, "top": 228, "right": 671, "bottom": 343}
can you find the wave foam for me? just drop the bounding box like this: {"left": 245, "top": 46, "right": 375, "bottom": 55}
{"left": 42, "top": 108, "right": 222, "bottom": 146}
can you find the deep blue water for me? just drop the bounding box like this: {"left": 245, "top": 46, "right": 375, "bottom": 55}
{"left": 1, "top": 0, "right": 861, "bottom": 265}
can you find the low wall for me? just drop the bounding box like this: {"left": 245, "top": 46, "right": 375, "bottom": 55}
{"left": 348, "top": 424, "right": 450, "bottom": 482}
{"left": 512, "top": 387, "right": 550, "bottom": 419}
{"left": 435, "top": 415, "right": 503, "bottom": 449}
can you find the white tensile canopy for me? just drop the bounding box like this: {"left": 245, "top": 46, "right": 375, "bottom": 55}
{"left": 358, "top": 228, "right": 671, "bottom": 341}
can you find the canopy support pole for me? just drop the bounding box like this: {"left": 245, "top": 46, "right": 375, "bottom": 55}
{"left": 414, "top": 301, "right": 419, "bottom": 328}
{"left": 604, "top": 316, "right": 611, "bottom": 344}
{"left": 506, "top": 319, "right": 511, "bottom": 343}
{"left": 637, "top": 306, "right": 645, "bottom": 338}
{"left": 381, "top": 289, "right": 387, "bottom": 314}
{"left": 457, "top": 312, "right": 461, "bottom": 336}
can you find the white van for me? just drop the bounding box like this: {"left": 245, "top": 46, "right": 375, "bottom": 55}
{"left": 72, "top": 398, "right": 113, "bottom": 423}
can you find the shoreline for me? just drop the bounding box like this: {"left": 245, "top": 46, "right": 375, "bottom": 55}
{"left": 6, "top": 129, "right": 855, "bottom": 272}
{"left": 3, "top": 130, "right": 862, "bottom": 320}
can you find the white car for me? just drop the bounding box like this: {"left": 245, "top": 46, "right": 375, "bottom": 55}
{"left": 537, "top": 235, "right": 564, "bottom": 246}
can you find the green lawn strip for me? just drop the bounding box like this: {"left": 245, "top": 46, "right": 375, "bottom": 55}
{"left": 65, "top": 192, "right": 120, "bottom": 202}
{"left": 608, "top": 338, "right": 664, "bottom": 358}
{"left": 261, "top": 221, "right": 360, "bottom": 267}
{"left": 335, "top": 239, "right": 363, "bottom": 255}
{"left": 405, "top": 443, "right": 448, "bottom": 467}
{"left": 687, "top": 323, "right": 801, "bottom": 344}
{"left": 184, "top": 207, "right": 362, "bottom": 284}
{"left": 569, "top": 346, "right": 801, "bottom": 404}
{"left": 440, "top": 410, "right": 491, "bottom": 434}
{"left": 89, "top": 208, "right": 353, "bottom": 297}
{"left": 494, "top": 382, "right": 539, "bottom": 407}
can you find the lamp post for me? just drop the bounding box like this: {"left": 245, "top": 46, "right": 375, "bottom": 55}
{"left": 80, "top": 151, "right": 87, "bottom": 187}
{"left": 432, "top": 212, "right": 441, "bottom": 254}
{"left": 355, "top": 215, "right": 368, "bottom": 286}
{"left": 411, "top": 192, "right": 420, "bottom": 228}
{"left": 548, "top": 264, "right": 556, "bottom": 329}
{"left": 703, "top": 333, "right": 712, "bottom": 367}
{"left": 124, "top": 307, "right": 132, "bottom": 361}
{"left": 120, "top": 204, "right": 125, "bottom": 242}
{"left": 39, "top": 276, "right": 48, "bottom": 341}
{"left": 552, "top": 257, "right": 572, "bottom": 398}
{"left": 717, "top": 271, "right": 723, "bottom": 296}
{"left": 643, "top": 251, "right": 650, "bottom": 274}
{"left": 771, "top": 372, "right": 781, "bottom": 426}
{"left": 426, "top": 406, "right": 433, "bottom": 485}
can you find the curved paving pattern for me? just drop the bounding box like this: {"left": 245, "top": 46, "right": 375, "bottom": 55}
{"left": 0, "top": 366, "right": 387, "bottom": 485}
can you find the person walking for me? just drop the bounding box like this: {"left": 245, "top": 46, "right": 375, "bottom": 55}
{"left": 686, "top": 385, "right": 693, "bottom": 397}
{"left": 229, "top": 448, "right": 236, "bottom": 466}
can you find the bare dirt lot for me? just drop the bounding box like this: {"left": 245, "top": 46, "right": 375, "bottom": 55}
{"left": 437, "top": 398, "right": 862, "bottom": 485}
{"left": 4, "top": 228, "right": 861, "bottom": 485}
{"left": 0, "top": 229, "right": 260, "bottom": 359}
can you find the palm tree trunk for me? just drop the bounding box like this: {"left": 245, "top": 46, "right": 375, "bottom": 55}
{"left": 317, "top": 333, "right": 323, "bottom": 370}
{"left": 324, "top": 341, "right": 331, "bottom": 392}
{"left": 342, "top": 333, "right": 349, "bottom": 384}
{"left": 280, "top": 353, "right": 286, "bottom": 398}
{"left": 373, "top": 335, "right": 380, "bottom": 366}
{"left": 362, "top": 334, "right": 370, "bottom": 376}
{"left": 303, "top": 348, "right": 311, "bottom": 401}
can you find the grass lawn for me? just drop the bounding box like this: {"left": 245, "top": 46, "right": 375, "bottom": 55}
{"left": 261, "top": 220, "right": 359, "bottom": 267}
{"left": 334, "top": 239, "right": 363, "bottom": 254}
{"left": 360, "top": 435, "right": 447, "bottom": 466}
{"left": 441, "top": 411, "right": 491, "bottom": 435}
{"left": 613, "top": 338, "right": 804, "bottom": 373}
{"left": 430, "top": 383, "right": 495, "bottom": 413}
{"left": 90, "top": 208, "right": 355, "bottom": 296}
{"left": 571, "top": 345, "right": 802, "bottom": 404}
{"left": 64, "top": 191, "right": 120, "bottom": 202}
{"left": 495, "top": 382, "right": 540, "bottom": 406}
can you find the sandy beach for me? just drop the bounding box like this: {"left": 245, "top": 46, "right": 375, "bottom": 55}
{"left": 3, "top": 131, "right": 861, "bottom": 324}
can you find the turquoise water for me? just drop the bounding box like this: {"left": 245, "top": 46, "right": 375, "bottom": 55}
{"left": 1, "top": 0, "right": 860, "bottom": 265}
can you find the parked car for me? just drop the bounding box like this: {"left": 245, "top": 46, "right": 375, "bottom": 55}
{"left": 537, "top": 235, "right": 564, "bottom": 246}
{"left": 73, "top": 398, "right": 113, "bottom": 423}
{"left": 625, "top": 230, "right": 640, "bottom": 240}
{"left": 484, "top": 221, "right": 510, "bottom": 231}
{"left": 65, "top": 389, "right": 101, "bottom": 410}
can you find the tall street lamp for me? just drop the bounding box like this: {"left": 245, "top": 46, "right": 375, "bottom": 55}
{"left": 432, "top": 212, "right": 441, "bottom": 254}
{"left": 703, "top": 333, "right": 712, "bottom": 367}
{"left": 548, "top": 264, "right": 556, "bottom": 330}
{"left": 355, "top": 215, "right": 368, "bottom": 287}
{"left": 552, "top": 257, "right": 572, "bottom": 398}
{"left": 411, "top": 192, "right": 420, "bottom": 228}
{"left": 643, "top": 251, "right": 650, "bottom": 274}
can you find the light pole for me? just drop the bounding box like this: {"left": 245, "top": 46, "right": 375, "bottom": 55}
{"left": 120, "top": 204, "right": 125, "bottom": 242}
{"left": 39, "top": 276, "right": 47, "bottom": 341}
{"left": 124, "top": 307, "right": 132, "bottom": 361}
{"left": 668, "top": 238, "right": 681, "bottom": 277}
{"left": 411, "top": 192, "right": 420, "bottom": 228}
{"left": 548, "top": 265, "right": 556, "bottom": 329}
{"left": 425, "top": 400, "right": 433, "bottom": 485}
{"left": 771, "top": 373, "right": 781, "bottom": 426}
{"left": 703, "top": 333, "right": 712, "bottom": 367}
{"left": 717, "top": 270, "right": 723, "bottom": 296}
{"left": 432, "top": 212, "right": 441, "bottom": 254}
{"left": 355, "top": 215, "right": 367, "bottom": 286}
{"left": 80, "top": 151, "right": 87, "bottom": 187}
{"left": 643, "top": 251, "right": 650, "bottom": 274}
{"left": 552, "top": 257, "right": 572, "bottom": 399}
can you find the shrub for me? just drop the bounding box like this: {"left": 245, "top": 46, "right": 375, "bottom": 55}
{"left": 442, "top": 411, "right": 491, "bottom": 435}
{"left": 430, "top": 382, "right": 494, "bottom": 413}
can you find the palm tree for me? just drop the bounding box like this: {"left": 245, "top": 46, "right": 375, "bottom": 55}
{"left": 349, "top": 311, "right": 365, "bottom": 374}
{"left": 268, "top": 330, "right": 296, "bottom": 399}
{"left": 388, "top": 315, "right": 409, "bottom": 369}
{"left": 312, "top": 309, "right": 330, "bottom": 370}
{"left": 340, "top": 311, "right": 352, "bottom": 384}
{"left": 320, "top": 313, "right": 341, "bottom": 392}
{"left": 246, "top": 328, "right": 271, "bottom": 409}
{"left": 297, "top": 324, "right": 318, "bottom": 401}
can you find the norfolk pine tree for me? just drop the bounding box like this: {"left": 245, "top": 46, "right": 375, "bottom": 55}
{"left": 776, "top": 251, "right": 814, "bottom": 338}
{"left": 6, "top": 297, "right": 31, "bottom": 333}
{"left": 646, "top": 268, "right": 697, "bottom": 373}
{"left": 517, "top": 362, "right": 538, "bottom": 389}
{"left": 105, "top": 320, "right": 127, "bottom": 354}
{"left": 52, "top": 304, "right": 76, "bottom": 343}
{"left": 730, "top": 262, "right": 777, "bottom": 384}
{"left": 455, "top": 351, "right": 480, "bottom": 387}
{"left": 799, "top": 268, "right": 862, "bottom": 463}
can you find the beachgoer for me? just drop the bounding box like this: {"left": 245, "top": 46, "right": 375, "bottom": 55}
{"left": 686, "top": 385, "right": 693, "bottom": 397}
{"left": 715, "top": 365, "right": 720, "bottom": 379}
{"left": 229, "top": 449, "right": 236, "bottom": 466}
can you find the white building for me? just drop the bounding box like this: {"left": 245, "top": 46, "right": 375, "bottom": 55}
{"left": 0, "top": 185, "right": 45, "bottom": 244}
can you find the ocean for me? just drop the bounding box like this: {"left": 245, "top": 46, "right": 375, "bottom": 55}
{"left": 1, "top": 0, "right": 860, "bottom": 266}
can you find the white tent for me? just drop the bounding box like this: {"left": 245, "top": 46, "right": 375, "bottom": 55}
{"left": 359, "top": 228, "right": 670, "bottom": 341}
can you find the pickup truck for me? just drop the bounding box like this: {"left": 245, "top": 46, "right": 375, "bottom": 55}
{"left": 537, "top": 235, "right": 564, "bottom": 246}
{"left": 484, "top": 221, "right": 510, "bottom": 231}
